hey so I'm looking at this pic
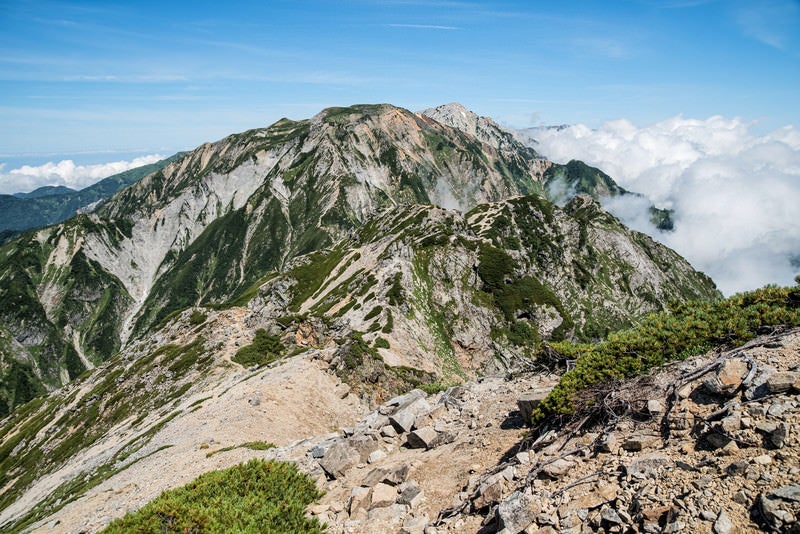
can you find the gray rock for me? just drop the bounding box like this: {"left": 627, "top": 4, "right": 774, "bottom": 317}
{"left": 766, "top": 371, "right": 799, "bottom": 393}
{"left": 398, "top": 482, "right": 424, "bottom": 508}
{"left": 319, "top": 434, "right": 378, "bottom": 479}
{"left": 407, "top": 426, "right": 439, "bottom": 449}
{"left": 319, "top": 441, "right": 361, "bottom": 479}
{"left": 601, "top": 507, "right": 622, "bottom": 525}
{"left": 497, "top": 490, "right": 539, "bottom": 533}
{"left": 768, "top": 422, "right": 789, "bottom": 449}
{"left": 363, "top": 463, "right": 410, "bottom": 486}
{"left": 773, "top": 484, "right": 800, "bottom": 502}
{"left": 622, "top": 434, "right": 660, "bottom": 451}
{"left": 388, "top": 393, "right": 432, "bottom": 434}
{"left": 713, "top": 509, "right": 734, "bottom": 534}
{"left": 541, "top": 458, "right": 574, "bottom": 479}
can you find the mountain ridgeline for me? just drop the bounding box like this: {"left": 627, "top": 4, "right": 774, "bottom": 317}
{"left": 0, "top": 103, "right": 719, "bottom": 416}
{"left": 0, "top": 154, "right": 182, "bottom": 243}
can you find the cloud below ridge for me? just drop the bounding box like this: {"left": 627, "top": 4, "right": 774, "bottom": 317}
{"left": 531, "top": 116, "right": 800, "bottom": 295}
{"left": 0, "top": 154, "right": 164, "bottom": 195}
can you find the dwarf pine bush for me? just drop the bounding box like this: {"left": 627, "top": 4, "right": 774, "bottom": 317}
{"left": 101, "top": 459, "right": 324, "bottom": 533}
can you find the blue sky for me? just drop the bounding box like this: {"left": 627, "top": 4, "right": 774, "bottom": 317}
{"left": 1, "top": 0, "right": 799, "bottom": 163}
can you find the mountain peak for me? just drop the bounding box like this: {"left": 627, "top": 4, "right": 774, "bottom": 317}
{"left": 419, "top": 102, "right": 536, "bottom": 156}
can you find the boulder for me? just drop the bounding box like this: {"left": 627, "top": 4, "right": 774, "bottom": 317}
{"left": 389, "top": 393, "right": 432, "bottom": 434}
{"left": 319, "top": 434, "right": 379, "bottom": 479}
{"left": 320, "top": 441, "right": 362, "bottom": 479}
{"left": 398, "top": 481, "right": 424, "bottom": 508}
{"left": 370, "top": 482, "right": 398, "bottom": 509}
{"left": 407, "top": 426, "right": 439, "bottom": 449}
{"left": 363, "top": 463, "right": 409, "bottom": 486}
{"left": 705, "top": 358, "right": 749, "bottom": 396}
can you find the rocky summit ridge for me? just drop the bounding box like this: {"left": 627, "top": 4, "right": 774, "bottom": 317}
{"left": 0, "top": 102, "right": 736, "bottom": 533}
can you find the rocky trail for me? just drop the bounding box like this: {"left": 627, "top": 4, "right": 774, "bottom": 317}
{"left": 22, "top": 326, "right": 800, "bottom": 534}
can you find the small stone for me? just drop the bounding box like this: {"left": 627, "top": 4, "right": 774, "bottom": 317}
{"left": 713, "top": 509, "right": 734, "bottom": 534}
{"left": 732, "top": 490, "right": 749, "bottom": 505}
{"left": 601, "top": 507, "right": 622, "bottom": 524}
{"left": 598, "top": 433, "right": 618, "bottom": 453}
{"left": 767, "top": 422, "right": 789, "bottom": 449}
{"left": 541, "top": 458, "right": 574, "bottom": 479}
{"left": 700, "top": 510, "right": 717, "bottom": 521}
{"left": 753, "top": 454, "right": 773, "bottom": 465}
{"left": 622, "top": 434, "right": 660, "bottom": 451}
{"left": 368, "top": 450, "right": 387, "bottom": 464}
{"left": 647, "top": 399, "right": 664, "bottom": 415}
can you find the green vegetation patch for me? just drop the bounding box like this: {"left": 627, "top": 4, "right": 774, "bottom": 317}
{"left": 205, "top": 440, "right": 276, "bottom": 458}
{"left": 232, "top": 329, "right": 285, "bottom": 368}
{"left": 101, "top": 458, "right": 324, "bottom": 534}
{"left": 531, "top": 283, "right": 800, "bottom": 425}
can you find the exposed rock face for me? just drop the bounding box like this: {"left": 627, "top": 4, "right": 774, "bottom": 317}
{"left": 0, "top": 102, "right": 720, "bottom": 416}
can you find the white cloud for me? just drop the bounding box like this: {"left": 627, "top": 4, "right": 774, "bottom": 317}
{"left": 531, "top": 116, "right": 800, "bottom": 295}
{"left": 0, "top": 154, "right": 164, "bottom": 195}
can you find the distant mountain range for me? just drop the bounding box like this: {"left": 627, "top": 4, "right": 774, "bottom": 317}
{"left": 0, "top": 154, "right": 183, "bottom": 243}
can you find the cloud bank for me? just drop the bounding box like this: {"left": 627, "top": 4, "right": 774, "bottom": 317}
{"left": 0, "top": 154, "right": 164, "bottom": 195}
{"left": 531, "top": 116, "right": 800, "bottom": 295}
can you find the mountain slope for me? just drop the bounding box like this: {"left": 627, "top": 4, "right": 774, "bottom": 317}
{"left": 0, "top": 155, "right": 182, "bottom": 242}
{"left": 0, "top": 102, "right": 717, "bottom": 416}
{"left": 0, "top": 103, "right": 555, "bottom": 410}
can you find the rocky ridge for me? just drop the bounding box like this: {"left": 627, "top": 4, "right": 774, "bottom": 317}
{"left": 23, "top": 324, "right": 797, "bottom": 533}
{"left": 294, "top": 327, "right": 800, "bottom": 533}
